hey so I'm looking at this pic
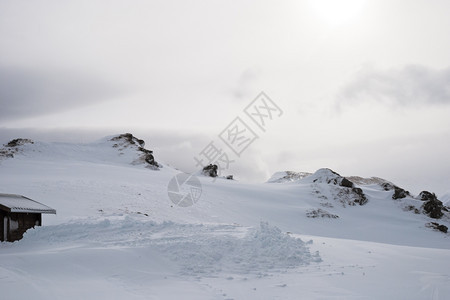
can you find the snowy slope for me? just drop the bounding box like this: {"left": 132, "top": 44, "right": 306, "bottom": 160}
{"left": 1, "top": 135, "right": 449, "bottom": 299}
{"left": 266, "top": 171, "right": 312, "bottom": 183}
{"left": 442, "top": 192, "right": 450, "bottom": 206}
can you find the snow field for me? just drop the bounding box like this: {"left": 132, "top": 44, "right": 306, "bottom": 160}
{"left": 1, "top": 138, "right": 450, "bottom": 299}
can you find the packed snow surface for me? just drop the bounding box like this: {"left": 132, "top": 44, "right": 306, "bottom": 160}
{"left": 1, "top": 137, "right": 449, "bottom": 299}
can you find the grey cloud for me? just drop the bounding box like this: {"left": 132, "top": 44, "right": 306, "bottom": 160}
{"left": 0, "top": 126, "right": 271, "bottom": 183}
{"left": 231, "top": 68, "right": 262, "bottom": 102}
{"left": 0, "top": 66, "right": 124, "bottom": 121}
{"left": 337, "top": 65, "right": 450, "bottom": 108}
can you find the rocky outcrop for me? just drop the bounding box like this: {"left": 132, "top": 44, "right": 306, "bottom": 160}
{"left": 310, "top": 168, "right": 368, "bottom": 206}
{"left": 419, "top": 191, "right": 437, "bottom": 201}
{"left": 0, "top": 138, "right": 34, "bottom": 159}
{"left": 351, "top": 187, "right": 368, "bottom": 205}
{"left": 110, "top": 133, "right": 159, "bottom": 168}
{"left": 202, "top": 164, "right": 218, "bottom": 177}
{"left": 5, "top": 138, "right": 34, "bottom": 147}
{"left": 110, "top": 133, "right": 145, "bottom": 147}
{"left": 380, "top": 182, "right": 410, "bottom": 200}
{"left": 419, "top": 191, "right": 444, "bottom": 219}
{"left": 306, "top": 208, "right": 339, "bottom": 219}
{"left": 425, "top": 222, "right": 448, "bottom": 233}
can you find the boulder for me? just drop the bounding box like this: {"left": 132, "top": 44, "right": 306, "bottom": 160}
{"left": 202, "top": 164, "right": 218, "bottom": 177}
{"left": 352, "top": 187, "right": 368, "bottom": 205}
{"left": 380, "top": 182, "right": 410, "bottom": 200}
{"left": 340, "top": 178, "right": 354, "bottom": 188}
{"left": 419, "top": 191, "right": 437, "bottom": 201}
{"left": 425, "top": 222, "right": 448, "bottom": 233}
{"left": 418, "top": 191, "right": 444, "bottom": 219}
{"left": 422, "top": 199, "right": 444, "bottom": 219}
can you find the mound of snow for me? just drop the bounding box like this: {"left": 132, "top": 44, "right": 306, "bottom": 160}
{"left": 22, "top": 218, "right": 320, "bottom": 275}
{"left": 301, "top": 168, "right": 353, "bottom": 187}
{"left": 108, "top": 133, "right": 160, "bottom": 168}
{"left": 303, "top": 168, "right": 368, "bottom": 206}
{"left": 267, "top": 171, "right": 312, "bottom": 183}
{"left": 0, "top": 133, "right": 161, "bottom": 169}
{"left": 0, "top": 138, "right": 34, "bottom": 159}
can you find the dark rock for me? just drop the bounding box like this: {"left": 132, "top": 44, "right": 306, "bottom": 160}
{"left": 380, "top": 183, "right": 391, "bottom": 191}
{"left": 418, "top": 191, "right": 444, "bottom": 219}
{"left": 419, "top": 191, "right": 437, "bottom": 201}
{"left": 393, "top": 187, "right": 409, "bottom": 199}
{"left": 111, "top": 133, "right": 135, "bottom": 144}
{"left": 335, "top": 187, "right": 369, "bottom": 206}
{"left": 306, "top": 208, "right": 339, "bottom": 219}
{"left": 136, "top": 139, "right": 145, "bottom": 147}
{"left": 340, "top": 178, "right": 354, "bottom": 188}
{"left": 352, "top": 187, "right": 368, "bottom": 205}
{"left": 310, "top": 169, "right": 368, "bottom": 206}
{"left": 423, "top": 198, "right": 444, "bottom": 219}
{"left": 0, "top": 149, "right": 14, "bottom": 158}
{"left": 138, "top": 147, "right": 153, "bottom": 155}
{"left": 403, "top": 205, "right": 420, "bottom": 214}
{"left": 426, "top": 222, "right": 448, "bottom": 233}
{"left": 110, "top": 133, "right": 145, "bottom": 146}
{"left": 5, "top": 138, "right": 34, "bottom": 147}
{"left": 315, "top": 170, "right": 354, "bottom": 188}
{"left": 1, "top": 139, "right": 34, "bottom": 160}
{"left": 202, "top": 164, "right": 218, "bottom": 177}
{"left": 226, "top": 175, "right": 234, "bottom": 180}
{"left": 144, "top": 153, "right": 157, "bottom": 166}
{"left": 380, "top": 182, "right": 410, "bottom": 199}
{"left": 110, "top": 133, "right": 159, "bottom": 168}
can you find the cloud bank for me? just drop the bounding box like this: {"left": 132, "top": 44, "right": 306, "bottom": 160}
{"left": 0, "top": 66, "right": 124, "bottom": 121}
{"left": 338, "top": 65, "right": 450, "bottom": 108}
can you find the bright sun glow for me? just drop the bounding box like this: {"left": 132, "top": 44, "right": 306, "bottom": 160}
{"left": 309, "top": 0, "right": 367, "bottom": 26}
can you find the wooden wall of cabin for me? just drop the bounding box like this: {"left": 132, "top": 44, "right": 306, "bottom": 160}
{"left": 0, "top": 212, "right": 41, "bottom": 242}
{"left": 0, "top": 210, "right": 7, "bottom": 241}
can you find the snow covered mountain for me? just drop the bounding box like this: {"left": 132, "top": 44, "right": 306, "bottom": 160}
{"left": 266, "top": 171, "right": 312, "bottom": 183}
{"left": 1, "top": 134, "right": 449, "bottom": 299}
{"left": 0, "top": 133, "right": 160, "bottom": 169}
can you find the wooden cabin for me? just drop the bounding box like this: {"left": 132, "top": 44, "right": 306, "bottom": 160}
{"left": 0, "top": 193, "right": 56, "bottom": 242}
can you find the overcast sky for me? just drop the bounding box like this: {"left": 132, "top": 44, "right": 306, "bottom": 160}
{"left": 1, "top": 0, "right": 449, "bottom": 195}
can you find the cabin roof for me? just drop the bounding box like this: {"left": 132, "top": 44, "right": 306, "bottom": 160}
{"left": 0, "top": 193, "right": 56, "bottom": 214}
